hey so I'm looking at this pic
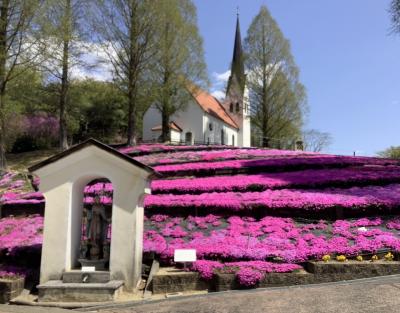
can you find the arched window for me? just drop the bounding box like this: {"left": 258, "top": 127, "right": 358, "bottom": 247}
{"left": 236, "top": 102, "right": 240, "bottom": 113}
{"left": 209, "top": 122, "right": 213, "bottom": 131}
{"left": 229, "top": 103, "right": 233, "bottom": 113}
{"left": 221, "top": 129, "right": 225, "bottom": 145}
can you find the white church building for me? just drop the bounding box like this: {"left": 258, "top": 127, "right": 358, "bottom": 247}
{"left": 143, "top": 16, "right": 251, "bottom": 147}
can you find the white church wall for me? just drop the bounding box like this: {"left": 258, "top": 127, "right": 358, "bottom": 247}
{"left": 172, "top": 99, "right": 204, "bottom": 144}
{"left": 170, "top": 129, "right": 182, "bottom": 143}
{"left": 203, "top": 113, "right": 238, "bottom": 146}
{"left": 143, "top": 99, "right": 204, "bottom": 144}
{"left": 238, "top": 86, "right": 251, "bottom": 147}
{"left": 142, "top": 106, "right": 161, "bottom": 142}
{"left": 142, "top": 97, "right": 245, "bottom": 146}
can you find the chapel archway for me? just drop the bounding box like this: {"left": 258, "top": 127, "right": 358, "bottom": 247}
{"left": 79, "top": 178, "right": 113, "bottom": 270}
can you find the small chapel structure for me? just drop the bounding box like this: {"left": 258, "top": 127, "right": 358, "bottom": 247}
{"left": 142, "top": 16, "right": 251, "bottom": 147}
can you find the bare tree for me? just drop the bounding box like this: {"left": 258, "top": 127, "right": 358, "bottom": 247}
{"left": 302, "top": 129, "right": 332, "bottom": 152}
{"left": 0, "top": 0, "right": 42, "bottom": 169}
{"left": 90, "top": 0, "right": 158, "bottom": 146}
{"left": 390, "top": 0, "right": 400, "bottom": 33}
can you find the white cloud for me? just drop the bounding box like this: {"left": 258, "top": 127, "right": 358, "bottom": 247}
{"left": 70, "top": 41, "right": 114, "bottom": 81}
{"left": 212, "top": 70, "right": 230, "bottom": 85}
{"left": 210, "top": 69, "right": 230, "bottom": 100}
{"left": 211, "top": 89, "right": 225, "bottom": 100}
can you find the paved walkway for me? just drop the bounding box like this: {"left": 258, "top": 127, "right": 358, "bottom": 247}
{"left": 2, "top": 275, "right": 400, "bottom": 313}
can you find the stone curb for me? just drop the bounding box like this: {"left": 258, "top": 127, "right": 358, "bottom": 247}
{"left": 73, "top": 274, "right": 400, "bottom": 312}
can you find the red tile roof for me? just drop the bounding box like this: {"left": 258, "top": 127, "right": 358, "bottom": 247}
{"left": 151, "top": 122, "right": 182, "bottom": 132}
{"left": 188, "top": 86, "right": 239, "bottom": 130}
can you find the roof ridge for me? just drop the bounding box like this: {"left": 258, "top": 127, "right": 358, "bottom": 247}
{"left": 188, "top": 86, "right": 239, "bottom": 130}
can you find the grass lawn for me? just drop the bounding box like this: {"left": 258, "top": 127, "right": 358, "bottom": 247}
{"left": 5, "top": 149, "right": 57, "bottom": 172}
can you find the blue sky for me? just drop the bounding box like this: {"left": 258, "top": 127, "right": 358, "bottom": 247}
{"left": 194, "top": 0, "right": 400, "bottom": 156}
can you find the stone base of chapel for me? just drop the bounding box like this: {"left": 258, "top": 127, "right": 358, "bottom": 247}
{"left": 37, "top": 271, "right": 123, "bottom": 302}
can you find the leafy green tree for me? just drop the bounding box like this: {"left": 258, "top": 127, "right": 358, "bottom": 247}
{"left": 0, "top": 0, "right": 42, "bottom": 169}
{"left": 378, "top": 146, "right": 400, "bottom": 159}
{"left": 38, "top": 0, "right": 90, "bottom": 150}
{"left": 244, "top": 5, "right": 307, "bottom": 147}
{"left": 39, "top": 79, "right": 126, "bottom": 144}
{"left": 90, "top": 0, "right": 158, "bottom": 146}
{"left": 152, "top": 0, "right": 208, "bottom": 142}
{"left": 68, "top": 79, "right": 126, "bottom": 142}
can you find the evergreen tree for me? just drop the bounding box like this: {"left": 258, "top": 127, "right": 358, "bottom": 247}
{"left": 244, "top": 6, "right": 307, "bottom": 147}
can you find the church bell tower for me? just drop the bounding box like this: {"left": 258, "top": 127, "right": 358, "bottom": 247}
{"left": 224, "top": 13, "right": 251, "bottom": 147}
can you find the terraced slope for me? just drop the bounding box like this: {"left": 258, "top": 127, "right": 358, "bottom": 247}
{"left": 2, "top": 145, "right": 400, "bottom": 285}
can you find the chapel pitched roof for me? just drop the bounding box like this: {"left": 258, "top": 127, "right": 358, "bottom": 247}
{"left": 151, "top": 122, "right": 182, "bottom": 132}
{"left": 28, "top": 138, "right": 157, "bottom": 175}
{"left": 188, "top": 86, "right": 239, "bottom": 130}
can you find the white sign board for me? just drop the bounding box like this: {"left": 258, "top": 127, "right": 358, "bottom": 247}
{"left": 174, "top": 249, "right": 197, "bottom": 262}
{"left": 81, "top": 266, "right": 95, "bottom": 272}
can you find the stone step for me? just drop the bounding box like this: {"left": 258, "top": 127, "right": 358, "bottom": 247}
{"left": 37, "top": 280, "right": 123, "bottom": 302}
{"left": 62, "top": 271, "right": 110, "bottom": 283}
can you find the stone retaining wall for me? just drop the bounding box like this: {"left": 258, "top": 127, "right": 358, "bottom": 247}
{"left": 152, "top": 261, "right": 400, "bottom": 294}
{"left": 0, "top": 277, "right": 25, "bottom": 303}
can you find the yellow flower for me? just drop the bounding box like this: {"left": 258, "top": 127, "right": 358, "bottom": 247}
{"left": 336, "top": 255, "right": 346, "bottom": 262}
{"left": 322, "top": 255, "right": 331, "bottom": 262}
{"left": 371, "top": 255, "right": 379, "bottom": 262}
{"left": 384, "top": 252, "right": 394, "bottom": 261}
{"left": 356, "top": 255, "right": 363, "bottom": 262}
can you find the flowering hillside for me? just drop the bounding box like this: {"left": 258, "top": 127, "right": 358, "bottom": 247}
{"left": 2, "top": 145, "right": 400, "bottom": 286}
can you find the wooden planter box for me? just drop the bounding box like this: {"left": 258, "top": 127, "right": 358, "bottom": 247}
{"left": 0, "top": 277, "right": 25, "bottom": 303}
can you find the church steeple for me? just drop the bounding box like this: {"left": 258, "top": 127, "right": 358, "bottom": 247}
{"left": 226, "top": 13, "right": 245, "bottom": 97}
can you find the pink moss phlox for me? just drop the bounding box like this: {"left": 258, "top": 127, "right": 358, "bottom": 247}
{"left": 145, "top": 184, "right": 400, "bottom": 212}
{"left": 151, "top": 166, "right": 400, "bottom": 194}
{"left": 0, "top": 215, "right": 43, "bottom": 252}
{"left": 153, "top": 155, "right": 396, "bottom": 176}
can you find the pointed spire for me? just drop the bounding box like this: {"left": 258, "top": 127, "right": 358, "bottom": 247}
{"left": 227, "top": 12, "right": 245, "bottom": 97}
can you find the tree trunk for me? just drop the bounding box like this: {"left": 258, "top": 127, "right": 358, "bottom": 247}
{"left": 126, "top": 3, "right": 138, "bottom": 147}
{"left": 161, "top": 106, "right": 169, "bottom": 143}
{"left": 126, "top": 86, "right": 137, "bottom": 146}
{"left": 0, "top": 0, "right": 8, "bottom": 169}
{"left": 0, "top": 93, "right": 6, "bottom": 169}
{"left": 59, "top": 0, "right": 71, "bottom": 151}
{"left": 59, "top": 40, "right": 69, "bottom": 151}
